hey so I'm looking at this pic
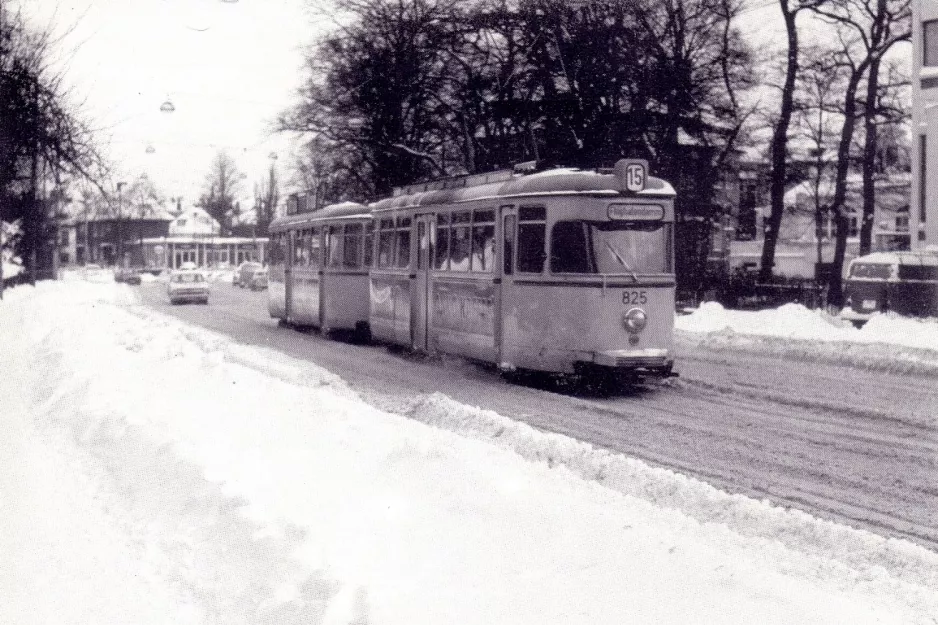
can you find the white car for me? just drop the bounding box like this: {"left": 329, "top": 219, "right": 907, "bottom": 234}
{"left": 167, "top": 270, "right": 209, "bottom": 305}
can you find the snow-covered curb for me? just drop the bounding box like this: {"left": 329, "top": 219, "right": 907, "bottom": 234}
{"left": 677, "top": 303, "right": 938, "bottom": 374}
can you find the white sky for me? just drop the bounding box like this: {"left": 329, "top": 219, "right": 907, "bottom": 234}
{"left": 17, "top": 0, "right": 323, "bottom": 208}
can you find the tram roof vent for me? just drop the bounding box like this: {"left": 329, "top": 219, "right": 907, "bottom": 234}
{"left": 392, "top": 168, "right": 514, "bottom": 197}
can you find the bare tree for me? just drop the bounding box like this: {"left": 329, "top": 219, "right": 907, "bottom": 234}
{"left": 198, "top": 150, "right": 242, "bottom": 233}
{"left": 810, "top": 0, "right": 910, "bottom": 306}
{"left": 858, "top": 58, "right": 909, "bottom": 255}
{"left": 759, "top": 0, "right": 829, "bottom": 282}
{"left": 1, "top": 0, "right": 107, "bottom": 292}
{"left": 253, "top": 163, "right": 279, "bottom": 235}
{"left": 795, "top": 48, "right": 845, "bottom": 268}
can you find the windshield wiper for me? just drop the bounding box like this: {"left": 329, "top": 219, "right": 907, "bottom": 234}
{"left": 605, "top": 241, "right": 638, "bottom": 283}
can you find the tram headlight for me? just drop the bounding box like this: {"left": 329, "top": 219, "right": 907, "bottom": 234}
{"left": 623, "top": 307, "right": 647, "bottom": 333}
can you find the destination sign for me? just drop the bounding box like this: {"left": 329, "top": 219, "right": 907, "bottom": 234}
{"left": 607, "top": 203, "right": 664, "bottom": 221}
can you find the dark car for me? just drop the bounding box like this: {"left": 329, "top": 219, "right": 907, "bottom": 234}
{"left": 114, "top": 267, "right": 142, "bottom": 285}
{"left": 234, "top": 261, "right": 263, "bottom": 287}
{"left": 248, "top": 267, "right": 268, "bottom": 291}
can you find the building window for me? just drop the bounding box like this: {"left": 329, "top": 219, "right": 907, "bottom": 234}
{"left": 896, "top": 214, "right": 910, "bottom": 231}
{"left": 925, "top": 20, "right": 938, "bottom": 66}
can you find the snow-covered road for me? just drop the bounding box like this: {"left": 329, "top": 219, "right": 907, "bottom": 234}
{"left": 3, "top": 279, "right": 938, "bottom": 623}
{"left": 134, "top": 281, "right": 938, "bottom": 552}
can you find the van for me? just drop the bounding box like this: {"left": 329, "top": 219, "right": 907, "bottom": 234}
{"left": 841, "top": 250, "right": 938, "bottom": 326}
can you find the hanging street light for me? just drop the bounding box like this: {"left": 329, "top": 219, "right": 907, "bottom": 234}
{"left": 160, "top": 100, "right": 175, "bottom": 113}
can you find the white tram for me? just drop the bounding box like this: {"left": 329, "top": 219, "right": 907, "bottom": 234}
{"left": 268, "top": 201, "right": 373, "bottom": 336}
{"left": 370, "top": 158, "right": 676, "bottom": 377}
{"left": 269, "top": 160, "right": 676, "bottom": 378}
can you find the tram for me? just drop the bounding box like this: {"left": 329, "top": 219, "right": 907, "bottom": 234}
{"left": 268, "top": 201, "right": 373, "bottom": 335}
{"left": 270, "top": 159, "right": 677, "bottom": 378}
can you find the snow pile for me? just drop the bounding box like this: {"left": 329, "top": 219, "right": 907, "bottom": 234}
{"left": 678, "top": 302, "right": 938, "bottom": 373}
{"left": 4, "top": 281, "right": 938, "bottom": 624}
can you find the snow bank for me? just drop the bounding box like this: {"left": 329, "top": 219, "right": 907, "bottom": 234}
{"left": 678, "top": 302, "right": 938, "bottom": 373}
{"left": 4, "top": 281, "right": 938, "bottom": 624}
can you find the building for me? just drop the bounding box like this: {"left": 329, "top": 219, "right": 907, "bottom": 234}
{"left": 914, "top": 0, "right": 938, "bottom": 248}
{"left": 61, "top": 206, "right": 268, "bottom": 270}
{"left": 64, "top": 214, "right": 175, "bottom": 266}
{"left": 728, "top": 173, "right": 911, "bottom": 278}
{"left": 139, "top": 206, "right": 268, "bottom": 269}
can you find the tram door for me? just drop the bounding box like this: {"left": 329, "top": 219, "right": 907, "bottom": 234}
{"left": 496, "top": 206, "right": 518, "bottom": 369}
{"left": 284, "top": 230, "right": 295, "bottom": 322}
{"left": 411, "top": 214, "right": 434, "bottom": 350}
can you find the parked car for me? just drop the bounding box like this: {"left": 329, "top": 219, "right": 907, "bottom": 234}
{"left": 179, "top": 261, "right": 198, "bottom": 271}
{"left": 234, "top": 261, "right": 263, "bottom": 287}
{"left": 114, "top": 267, "right": 142, "bottom": 285}
{"left": 248, "top": 267, "right": 268, "bottom": 291}
{"left": 167, "top": 270, "right": 209, "bottom": 305}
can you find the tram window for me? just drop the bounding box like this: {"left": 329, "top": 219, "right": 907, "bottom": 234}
{"left": 473, "top": 208, "right": 494, "bottom": 223}
{"left": 309, "top": 227, "right": 321, "bottom": 266}
{"left": 395, "top": 217, "right": 411, "bottom": 268}
{"left": 327, "top": 226, "right": 342, "bottom": 267}
{"left": 293, "top": 231, "right": 305, "bottom": 265}
{"left": 343, "top": 223, "right": 362, "bottom": 268}
{"left": 503, "top": 215, "right": 516, "bottom": 275}
{"left": 417, "top": 222, "right": 426, "bottom": 270}
{"left": 551, "top": 222, "right": 592, "bottom": 273}
{"left": 452, "top": 211, "right": 471, "bottom": 224}
{"left": 550, "top": 220, "right": 669, "bottom": 274}
{"left": 471, "top": 223, "right": 495, "bottom": 272}
{"left": 363, "top": 222, "right": 374, "bottom": 267}
{"left": 520, "top": 206, "right": 546, "bottom": 221}
{"left": 435, "top": 215, "right": 450, "bottom": 270}
{"left": 517, "top": 223, "right": 546, "bottom": 273}
{"left": 378, "top": 219, "right": 395, "bottom": 268}
{"left": 270, "top": 234, "right": 280, "bottom": 264}
{"left": 450, "top": 224, "right": 471, "bottom": 271}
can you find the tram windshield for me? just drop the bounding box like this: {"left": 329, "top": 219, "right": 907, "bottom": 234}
{"left": 550, "top": 220, "right": 671, "bottom": 274}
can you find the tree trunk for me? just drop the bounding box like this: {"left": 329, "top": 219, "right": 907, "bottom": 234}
{"left": 760, "top": 2, "right": 799, "bottom": 282}
{"left": 859, "top": 56, "right": 881, "bottom": 256}
{"left": 827, "top": 67, "right": 867, "bottom": 307}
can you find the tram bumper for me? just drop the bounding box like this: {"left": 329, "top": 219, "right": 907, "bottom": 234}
{"left": 591, "top": 348, "right": 674, "bottom": 375}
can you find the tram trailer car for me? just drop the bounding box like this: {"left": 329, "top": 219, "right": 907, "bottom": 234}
{"left": 841, "top": 250, "right": 938, "bottom": 326}
{"left": 368, "top": 158, "right": 677, "bottom": 378}
{"left": 269, "top": 201, "right": 373, "bottom": 336}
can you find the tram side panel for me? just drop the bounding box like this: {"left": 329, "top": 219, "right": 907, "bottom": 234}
{"left": 290, "top": 267, "right": 322, "bottom": 326}
{"left": 268, "top": 263, "right": 286, "bottom": 319}
{"left": 430, "top": 277, "right": 497, "bottom": 363}
{"left": 322, "top": 271, "right": 370, "bottom": 332}
{"left": 369, "top": 272, "right": 398, "bottom": 343}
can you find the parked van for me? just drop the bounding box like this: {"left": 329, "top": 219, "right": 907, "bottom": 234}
{"left": 841, "top": 250, "right": 938, "bottom": 326}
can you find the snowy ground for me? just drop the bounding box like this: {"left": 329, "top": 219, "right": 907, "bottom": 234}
{"left": 3, "top": 282, "right": 938, "bottom": 624}
{"left": 678, "top": 302, "right": 938, "bottom": 374}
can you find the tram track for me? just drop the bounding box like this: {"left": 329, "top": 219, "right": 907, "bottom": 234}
{"left": 133, "top": 283, "right": 938, "bottom": 553}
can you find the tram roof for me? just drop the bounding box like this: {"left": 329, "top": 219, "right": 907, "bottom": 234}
{"left": 269, "top": 201, "right": 370, "bottom": 232}
{"left": 370, "top": 165, "right": 676, "bottom": 213}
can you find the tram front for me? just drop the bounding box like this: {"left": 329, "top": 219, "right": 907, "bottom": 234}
{"left": 498, "top": 159, "right": 676, "bottom": 379}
